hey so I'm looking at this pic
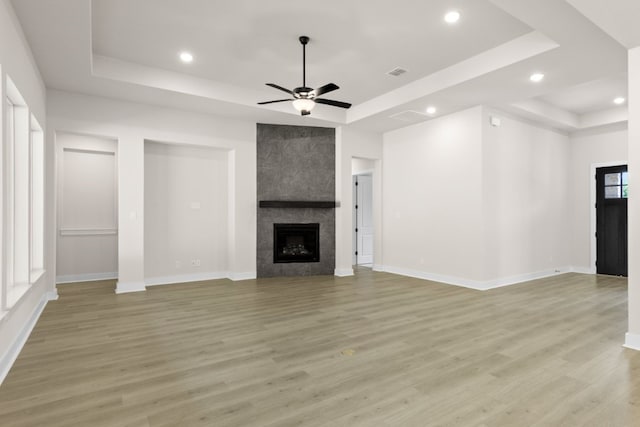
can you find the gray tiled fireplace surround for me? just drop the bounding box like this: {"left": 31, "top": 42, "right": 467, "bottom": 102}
{"left": 256, "top": 123, "right": 336, "bottom": 277}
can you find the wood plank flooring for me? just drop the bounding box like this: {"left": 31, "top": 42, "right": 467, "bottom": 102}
{"left": 1, "top": 270, "right": 639, "bottom": 426}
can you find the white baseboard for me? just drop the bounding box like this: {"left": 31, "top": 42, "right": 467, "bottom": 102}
{"left": 56, "top": 272, "right": 118, "bottom": 284}
{"left": 146, "top": 272, "right": 228, "bottom": 287}
{"left": 570, "top": 266, "right": 596, "bottom": 275}
{"left": 115, "top": 281, "right": 146, "bottom": 294}
{"left": 481, "top": 267, "right": 571, "bottom": 290}
{"left": 378, "top": 265, "right": 572, "bottom": 291}
{"left": 624, "top": 333, "right": 640, "bottom": 351}
{"left": 228, "top": 272, "right": 257, "bottom": 281}
{"left": 46, "top": 289, "right": 59, "bottom": 301}
{"left": 334, "top": 268, "right": 354, "bottom": 277}
{"left": 380, "top": 265, "right": 487, "bottom": 290}
{"left": 0, "top": 291, "right": 50, "bottom": 385}
{"left": 372, "top": 264, "right": 385, "bottom": 272}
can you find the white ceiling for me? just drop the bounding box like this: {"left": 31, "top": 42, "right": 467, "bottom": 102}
{"left": 538, "top": 74, "right": 628, "bottom": 115}
{"left": 566, "top": 0, "right": 640, "bottom": 49}
{"left": 9, "top": 0, "right": 636, "bottom": 133}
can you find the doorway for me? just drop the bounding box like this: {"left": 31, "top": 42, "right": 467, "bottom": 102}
{"left": 596, "top": 165, "right": 628, "bottom": 276}
{"left": 352, "top": 157, "right": 374, "bottom": 267}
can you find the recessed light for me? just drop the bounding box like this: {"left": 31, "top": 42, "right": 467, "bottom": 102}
{"left": 529, "top": 73, "right": 545, "bottom": 83}
{"left": 179, "top": 51, "right": 194, "bottom": 63}
{"left": 444, "top": 11, "right": 460, "bottom": 24}
{"left": 426, "top": 106, "right": 437, "bottom": 115}
{"left": 614, "top": 97, "right": 626, "bottom": 105}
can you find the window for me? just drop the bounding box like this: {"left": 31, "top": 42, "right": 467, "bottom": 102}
{"left": 2, "top": 76, "right": 45, "bottom": 310}
{"left": 31, "top": 117, "right": 44, "bottom": 279}
{"left": 604, "top": 172, "right": 628, "bottom": 199}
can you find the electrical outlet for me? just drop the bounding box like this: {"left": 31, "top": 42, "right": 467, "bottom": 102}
{"left": 191, "top": 259, "right": 197, "bottom": 266}
{"left": 195, "top": 259, "right": 201, "bottom": 267}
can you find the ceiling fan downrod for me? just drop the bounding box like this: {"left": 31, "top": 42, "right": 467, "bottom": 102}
{"left": 300, "top": 36, "right": 309, "bottom": 90}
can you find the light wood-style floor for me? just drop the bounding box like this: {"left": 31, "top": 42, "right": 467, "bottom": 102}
{"left": 1, "top": 270, "right": 639, "bottom": 426}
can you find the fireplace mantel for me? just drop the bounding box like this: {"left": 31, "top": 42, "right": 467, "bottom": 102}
{"left": 259, "top": 201, "right": 338, "bottom": 209}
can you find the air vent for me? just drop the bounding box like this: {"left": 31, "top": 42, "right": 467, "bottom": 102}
{"left": 387, "top": 67, "right": 408, "bottom": 77}
{"left": 389, "top": 110, "right": 428, "bottom": 122}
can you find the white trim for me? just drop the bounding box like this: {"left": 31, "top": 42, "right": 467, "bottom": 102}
{"left": 228, "top": 272, "right": 257, "bottom": 281}
{"left": 334, "top": 268, "right": 354, "bottom": 277}
{"left": 46, "top": 289, "right": 59, "bottom": 301}
{"left": 624, "top": 332, "right": 640, "bottom": 351}
{"left": 481, "top": 267, "right": 572, "bottom": 290}
{"left": 59, "top": 227, "right": 118, "bottom": 236}
{"left": 56, "top": 272, "right": 118, "bottom": 284}
{"left": 379, "top": 265, "right": 487, "bottom": 290}
{"left": 115, "top": 281, "right": 146, "bottom": 294}
{"left": 6, "top": 283, "right": 31, "bottom": 308}
{"left": 570, "top": 266, "right": 595, "bottom": 275}
{"left": 0, "top": 291, "right": 49, "bottom": 385}
{"left": 378, "top": 265, "right": 572, "bottom": 291}
{"left": 145, "top": 272, "right": 228, "bottom": 287}
{"left": 590, "top": 161, "right": 627, "bottom": 275}
{"left": 30, "top": 269, "right": 46, "bottom": 284}
{"left": 372, "top": 264, "right": 385, "bottom": 272}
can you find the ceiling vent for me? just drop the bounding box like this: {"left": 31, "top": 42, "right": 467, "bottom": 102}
{"left": 389, "top": 110, "right": 428, "bottom": 122}
{"left": 387, "top": 67, "right": 408, "bottom": 77}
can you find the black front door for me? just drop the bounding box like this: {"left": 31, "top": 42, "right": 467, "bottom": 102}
{"left": 596, "top": 165, "right": 628, "bottom": 276}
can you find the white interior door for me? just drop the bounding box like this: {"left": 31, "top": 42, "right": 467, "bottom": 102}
{"left": 354, "top": 174, "right": 374, "bottom": 265}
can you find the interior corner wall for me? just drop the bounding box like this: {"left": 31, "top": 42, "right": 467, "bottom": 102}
{"left": 382, "top": 107, "right": 485, "bottom": 285}
{"left": 335, "top": 126, "right": 383, "bottom": 276}
{"left": 46, "top": 90, "right": 257, "bottom": 287}
{"left": 569, "top": 124, "right": 628, "bottom": 272}
{"left": 481, "top": 108, "right": 572, "bottom": 283}
{"left": 0, "top": 0, "right": 51, "bottom": 380}
{"left": 144, "top": 141, "right": 229, "bottom": 283}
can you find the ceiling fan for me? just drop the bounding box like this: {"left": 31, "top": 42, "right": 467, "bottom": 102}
{"left": 258, "top": 36, "right": 352, "bottom": 116}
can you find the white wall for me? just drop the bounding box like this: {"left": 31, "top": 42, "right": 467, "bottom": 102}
{"left": 569, "top": 124, "right": 628, "bottom": 272}
{"left": 382, "top": 107, "right": 485, "bottom": 285}
{"left": 55, "top": 132, "right": 118, "bottom": 282}
{"left": 47, "top": 90, "right": 257, "bottom": 292}
{"left": 382, "top": 106, "right": 576, "bottom": 288}
{"left": 482, "top": 108, "right": 572, "bottom": 283}
{"left": 335, "top": 126, "right": 383, "bottom": 276}
{"left": 352, "top": 158, "right": 375, "bottom": 175}
{"left": 144, "top": 141, "right": 228, "bottom": 284}
{"left": 0, "top": 0, "right": 52, "bottom": 382}
{"left": 626, "top": 47, "right": 640, "bottom": 349}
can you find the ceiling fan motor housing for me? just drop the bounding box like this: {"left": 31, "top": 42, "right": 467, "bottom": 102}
{"left": 293, "top": 87, "right": 314, "bottom": 98}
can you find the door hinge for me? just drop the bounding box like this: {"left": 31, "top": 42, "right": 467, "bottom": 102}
{"left": 355, "top": 181, "right": 359, "bottom": 186}
{"left": 355, "top": 228, "right": 359, "bottom": 233}
{"left": 355, "top": 251, "right": 358, "bottom": 255}
{"left": 355, "top": 204, "right": 359, "bottom": 209}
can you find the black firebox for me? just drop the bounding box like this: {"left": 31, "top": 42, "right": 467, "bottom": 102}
{"left": 273, "top": 223, "right": 320, "bottom": 263}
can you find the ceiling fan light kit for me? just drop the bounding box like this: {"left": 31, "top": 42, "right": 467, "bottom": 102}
{"left": 258, "top": 35, "right": 351, "bottom": 116}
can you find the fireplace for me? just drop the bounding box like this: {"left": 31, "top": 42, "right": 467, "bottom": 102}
{"left": 273, "top": 223, "right": 320, "bottom": 263}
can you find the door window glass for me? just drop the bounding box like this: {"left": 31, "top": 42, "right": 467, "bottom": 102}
{"left": 604, "top": 172, "right": 628, "bottom": 199}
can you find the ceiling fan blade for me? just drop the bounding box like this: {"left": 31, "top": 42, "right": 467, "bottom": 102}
{"left": 311, "top": 83, "right": 339, "bottom": 97}
{"left": 315, "top": 98, "right": 352, "bottom": 109}
{"left": 266, "top": 83, "right": 293, "bottom": 95}
{"left": 257, "top": 99, "right": 292, "bottom": 105}
{"left": 301, "top": 110, "right": 311, "bottom": 116}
